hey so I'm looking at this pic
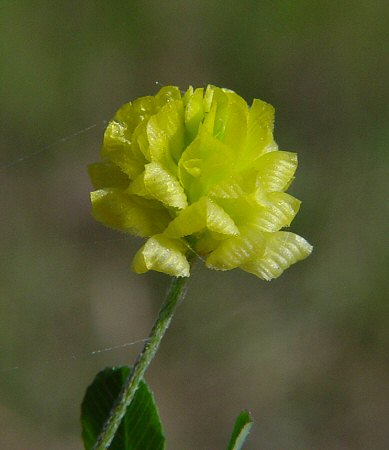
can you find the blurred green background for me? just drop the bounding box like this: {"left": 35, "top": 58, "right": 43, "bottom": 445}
{"left": 1, "top": 1, "right": 388, "bottom": 449}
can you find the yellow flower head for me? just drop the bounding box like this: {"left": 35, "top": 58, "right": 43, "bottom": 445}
{"left": 89, "top": 85, "right": 312, "bottom": 279}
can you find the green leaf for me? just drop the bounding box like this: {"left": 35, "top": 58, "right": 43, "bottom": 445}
{"left": 227, "top": 410, "right": 253, "bottom": 450}
{"left": 81, "top": 366, "right": 165, "bottom": 450}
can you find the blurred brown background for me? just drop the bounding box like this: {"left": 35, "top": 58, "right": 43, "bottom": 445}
{"left": 1, "top": 1, "right": 388, "bottom": 449}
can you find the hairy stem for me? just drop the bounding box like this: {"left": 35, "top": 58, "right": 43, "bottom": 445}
{"left": 93, "top": 272, "right": 192, "bottom": 449}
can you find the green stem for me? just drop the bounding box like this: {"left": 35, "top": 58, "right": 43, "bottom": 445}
{"left": 93, "top": 271, "right": 192, "bottom": 450}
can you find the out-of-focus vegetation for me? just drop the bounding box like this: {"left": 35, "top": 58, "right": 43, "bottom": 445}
{"left": 1, "top": 1, "right": 388, "bottom": 449}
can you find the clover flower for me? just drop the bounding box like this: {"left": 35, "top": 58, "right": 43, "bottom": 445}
{"left": 89, "top": 85, "right": 312, "bottom": 279}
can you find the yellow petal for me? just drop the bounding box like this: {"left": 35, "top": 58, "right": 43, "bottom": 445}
{"left": 216, "top": 90, "right": 248, "bottom": 150}
{"left": 217, "top": 191, "right": 300, "bottom": 232}
{"left": 165, "top": 196, "right": 239, "bottom": 238}
{"left": 101, "top": 120, "right": 147, "bottom": 179}
{"left": 182, "top": 85, "right": 194, "bottom": 104}
{"left": 184, "top": 87, "right": 205, "bottom": 141}
{"left": 90, "top": 188, "right": 171, "bottom": 237}
{"left": 132, "top": 234, "right": 190, "bottom": 277}
{"left": 208, "top": 170, "right": 257, "bottom": 199}
{"left": 88, "top": 161, "right": 129, "bottom": 190}
{"left": 206, "top": 225, "right": 265, "bottom": 270}
{"left": 203, "top": 85, "right": 215, "bottom": 112}
{"left": 147, "top": 100, "right": 185, "bottom": 172}
{"left": 178, "top": 128, "right": 234, "bottom": 201}
{"left": 252, "top": 192, "right": 301, "bottom": 231}
{"left": 255, "top": 151, "right": 298, "bottom": 192}
{"left": 128, "top": 162, "right": 187, "bottom": 209}
{"left": 113, "top": 97, "right": 156, "bottom": 134}
{"left": 154, "top": 86, "right": 182, "bottom": 106}
{"left": 242, "top": 99, "right": 276, "bottom": 167}
{"left": 131, "top": 120, "right": 151, "bottom": 161}
{"left": 241, "top": 231, "right": 313, "bottom": 280}
{"left": 206, "top": 87, "right": 229, "bottom": 137}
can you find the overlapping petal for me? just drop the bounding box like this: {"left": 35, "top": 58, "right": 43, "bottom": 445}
{"left": 255, "top": 151, "right": 298, "bottom": 192}
{"left": 206, "top": 225, "right": 266, "bottom": 270}
{"left": 101, "top": 120, "right": 147, "bottom": 180}
{"left": 165, "top": 196, "right": 239, "bottom": 238}
{"left": 88, "top": 161, "right": 129, "bottom": 190}
{"left": 90, "top": 189, "right": 170, "bottom": 237}
{"left": 132, "top": 234, "right": 190, "bottom": 277}
{"left": 240, "top": 232, "right": 313, "bottom": 280}
{"left": 128, "top": 162, "right": 187, "bottom": 209}
{"left": 89, "top": 85, "right": 312, "bottom": 279}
